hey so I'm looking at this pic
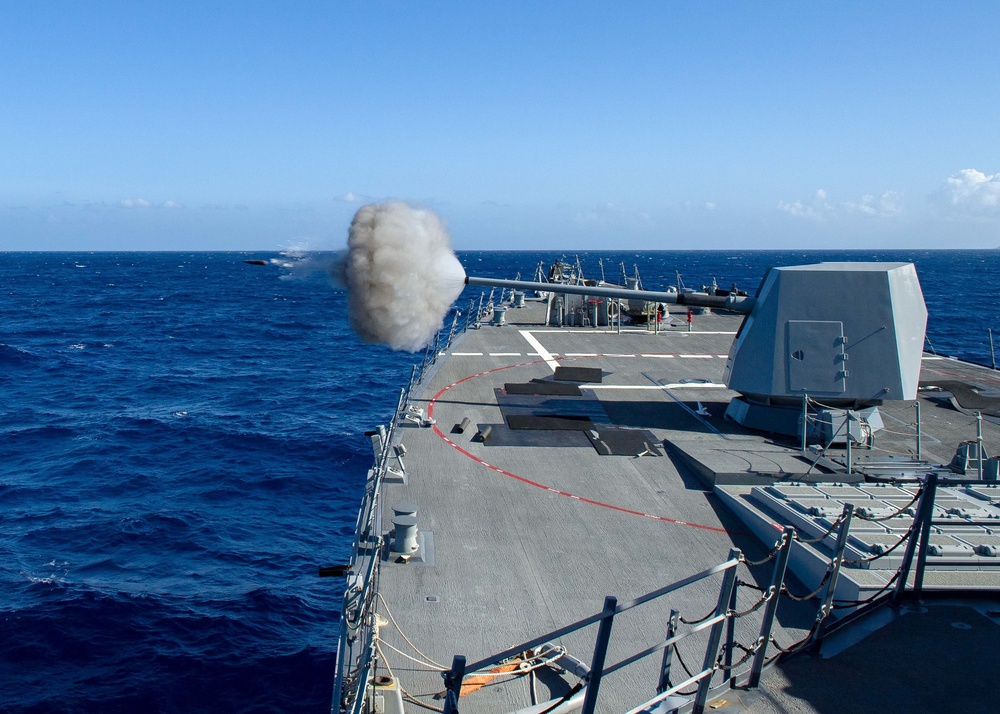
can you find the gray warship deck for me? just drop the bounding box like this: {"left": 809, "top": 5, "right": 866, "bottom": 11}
{"left": 364, "top": 298, "right": 1000, "bottom": 714}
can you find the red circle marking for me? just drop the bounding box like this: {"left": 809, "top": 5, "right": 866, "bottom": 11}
{"left": 426, "top": 357, "right": 729, "bottom": 533}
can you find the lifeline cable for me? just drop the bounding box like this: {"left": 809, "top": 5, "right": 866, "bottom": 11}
{"left": 780, "top": 571, "right": 831, "bottom": 602}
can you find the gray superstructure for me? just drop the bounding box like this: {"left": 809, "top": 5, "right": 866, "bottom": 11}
{"left": 331, "top": 261, "right": 1000, "bottom": 714}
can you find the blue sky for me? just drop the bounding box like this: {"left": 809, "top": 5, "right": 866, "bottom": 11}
{"left": 2, "top": 2, "right": 998, "bottom": 250}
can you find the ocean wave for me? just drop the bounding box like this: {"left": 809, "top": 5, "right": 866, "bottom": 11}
{"left": 0, "top": 342, "right": 41, "bottom": 366}
{"left": 0, "top": 584, "right": 336, "bottom": 713}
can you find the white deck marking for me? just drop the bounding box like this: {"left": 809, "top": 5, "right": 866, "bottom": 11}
{"left": 565, "top": 353, "right": 598, "bottom": 357}
{"left": 641, "top": 354, "right": 675, "bottom": 358}
{"left": 679, "top": 354, "right": 714, "bottom": 359}
{"left": 581, "top": 383, "right": 727, "bottom": 390}
{"left": 452, "top": 352, "right": 483, "bottom": 356}
{"left": 528, "top": 329, "right": 738, "bottom": 335}
{"left": 489, "top": 352, "right": 521, "bottom": 356}
{"left": 519, "top": 330, "right": 559, "bottom": 372}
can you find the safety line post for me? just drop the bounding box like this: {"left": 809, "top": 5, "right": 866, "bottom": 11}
{"left": 812, "top": 503, "right": 855, "bottom": 652}
{"left": 845, "top": 412, "right": 853, "bottom": 475}
{"left": 441, "top": 655, "right": 467, "bottom": 714}
{"left": 977, "top": 411, "right": 984, "bottom": 481}
{"left": 801, "top": 393, "right": 808, "bottom": 453}
{"left": 913, "top": 473, "right": 939, "bottom": 597}
{"left": 693, "top": 549, "right": 741, "bottom": 714}
{"left": 431, "top": 331, "right": 442, "bottom": 366}
{"left": 657, "top": 609, "right": 680, "bottom": 694}
{"left": 892, "top": 473, "right": 937, "bottom": 606}
{"left": 748, "top": 529, "right": 794, "bottom": 688}
{"left": 723, "top": 580, "right": 739, "bottom": 684}
{"left": 581, "top": 596, "right": 618, "bottom": 714}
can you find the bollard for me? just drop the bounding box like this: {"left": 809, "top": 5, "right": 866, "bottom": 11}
{"left": 392, "top": 515, "right": 419, "bottom": 554}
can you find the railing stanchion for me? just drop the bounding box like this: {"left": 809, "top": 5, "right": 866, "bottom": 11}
{"left": 893, "top": 473, "right": 937, "bottom": 605}
{"left": 441, "top": 655, "right": 467, "bottom": 714}
{"left": 723, "top": 580, "right": 739, "bottom": 684}
{"left": 913, "top": 473, "right": 939, "bottom": 597}
{"left": 801, "top": 393, "right": 808, "bottom": 453}
{"left": 748, "top": 529, "right": 793, "bottom": 688}
{"left": 657, "top": 609, "right": 680, "bottom": 693}
{"left": 813, "top": 504, "right": 854, "bottom": 652}
{"left": 977, "top": 411, "right": 985, "bottom": 481}
{"left": 581, "top": 596, "right": 617, "bottom": 714}
{"left": 693, "top": 549, "right": 741, "bottom": 714}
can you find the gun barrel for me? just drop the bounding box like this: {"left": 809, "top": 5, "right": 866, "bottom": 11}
{"left": 464, "top": 276, "right": 755, "bottom": 313}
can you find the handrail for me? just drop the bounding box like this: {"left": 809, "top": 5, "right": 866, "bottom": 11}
{"left": 603, "top": 611, "right": 728, "bottom": 676}
{"left": 460, "top": 557, "right": 741, "bottom": 675}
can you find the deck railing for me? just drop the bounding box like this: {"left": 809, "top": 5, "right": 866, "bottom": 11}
{"left": 436, "top": 474, "right": 999, "bottom": 714}
{"left": 332, "top": 299, "right": 489, "bottom": 714}
{"left": 330, "top": 387, "right": 407, "bottom": 714}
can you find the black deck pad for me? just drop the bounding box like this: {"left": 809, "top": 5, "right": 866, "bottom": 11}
{"left": 585, "top": 427, "right": 662, "bottom": 456}
{"left": 476, "top": 423, "right": 592, "bottom": 447}
{"left": 495, "top": 389, "right": 610, "bottom": 424}
{"left": 504, "top": 382, "right": 582, "bottom": 396}
{"left": 553, "top": 366, "right": 604, "bottom": 383}
{"left": 919, "top": 380, "right": 1000, "bottom": 418}
{"left": 507, "top": 415, "right": 595, "bottom": 430}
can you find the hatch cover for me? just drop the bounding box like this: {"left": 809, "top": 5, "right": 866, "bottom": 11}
{"left": 787, "top": 320, "right": 846, "bottom": 393}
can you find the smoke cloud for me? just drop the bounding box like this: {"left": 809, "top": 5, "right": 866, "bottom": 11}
{"left": 342, "top": 201, "right": 466, "bottom": 352}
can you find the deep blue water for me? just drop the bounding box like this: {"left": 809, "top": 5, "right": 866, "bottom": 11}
{"left": 1, "top": 250, "right": 997, "bottom": 713}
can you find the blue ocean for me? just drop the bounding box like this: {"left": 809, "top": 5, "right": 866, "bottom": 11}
{"left": 1, "top": 249, "right": 997, "bottom": 713}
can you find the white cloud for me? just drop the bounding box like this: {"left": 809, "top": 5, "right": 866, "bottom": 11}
{"left": 338, "top": 191, "right": 363, "bottom": 203}
{"left": 162, "top": 200, "right": 184, "bottom": 209}
{"left": 119, "top": 198, "right": 152, "bottom": 208}
{"left": 683, "top": 200, "right": 718, "bottom": 211}
{"left": 843, "top": 191, "right": 903, "bottom": 217}
{"left": 939, "top": 168, "right": 1000, "bottom": 213}
{"left": 777, "top": 189, "right": 833, "bottom": 220}
{"left": 574, "top": 202, "right": 652, "bottom": 228}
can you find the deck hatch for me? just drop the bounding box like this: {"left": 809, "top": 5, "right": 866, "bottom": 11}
{"left": 787, "top": 320, "right": 847, "bottom": 393}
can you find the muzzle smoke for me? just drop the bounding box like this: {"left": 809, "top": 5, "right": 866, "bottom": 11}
{"left": 341, "top": 201, "right": 466, "bottom": 352}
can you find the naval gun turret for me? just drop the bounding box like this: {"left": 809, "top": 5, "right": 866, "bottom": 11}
{"left": 465, "top": 261, "right": 927, "bottom": 444}
{"left": 722, "top": 262, "right": 926, "bottom": 440}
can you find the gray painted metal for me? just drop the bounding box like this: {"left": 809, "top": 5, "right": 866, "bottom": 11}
{"left": 747, "top": 531, "right": 792, "bottom": 688}
{"left": 465, "top": 275, "right": 755, "bottom": 311}
{"left": 725, "top": 262, "right": 927, "bottom": 405}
